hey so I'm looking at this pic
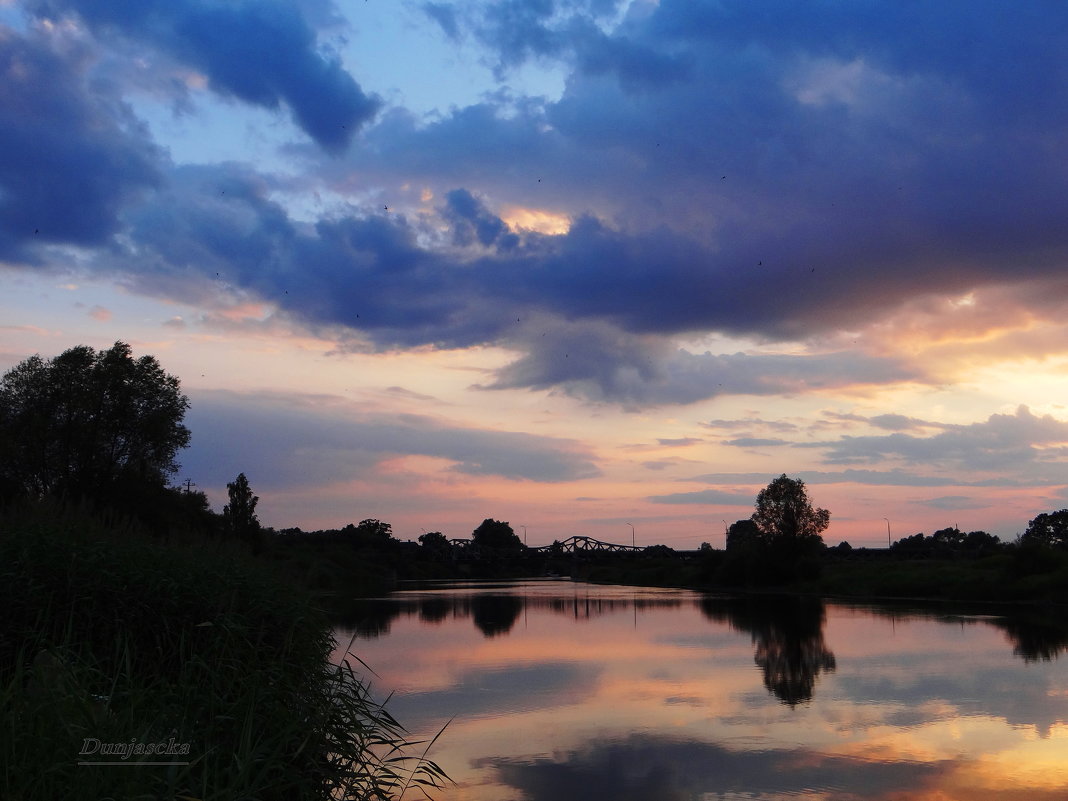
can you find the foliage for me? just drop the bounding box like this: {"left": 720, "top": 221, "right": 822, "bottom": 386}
{"left": 752, "top": 474, "right": 830, "bottom": 551}
{"left": 0, "top": 342, "right": 190, "bottom": 506}
{"left": 471, "top": 518, "right": 524, "bottom": 552}
{"left": 1022, "top": 509, "right": 1068, "bottom": 549}
{"left": 725, "top": 519, "right": 762, "bottom": 552}
{"left": 418, "top": 530, "right": 452, "bottom": 558}
{"left": 224, "top": 471, "right": 262, "bottom": 552}
{"left": 346, "top": 519, "right": 395, "bottom": 549}
{"left": 0, "top": 501, "right": 449, "bottom": 800}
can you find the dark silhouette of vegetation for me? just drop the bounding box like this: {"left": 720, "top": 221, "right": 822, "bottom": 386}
{"left": 0, "top": 342, "right": 189, "bottom": 511}
{"left": 725, "top": 519, "right": 762, "bottom": 552}
{"left": 419, "top": 530, "right": 453, "bottom": 559}
{"left": 700, "top": 596, "right": 836, "bottom": 706}
{"left": 471, "top": 594, "right": 524, "bottom": 637}
{"left": 224, "top": 472, "right": 262, "bottom": 553}
{"left": 1021, "top": 510, "right": 1068, "bottom": 549}
{"left": 753, "top": 474, "right": 829, "bottom": 553}
{"left": 1, "top": 502, "right": 448, "bottom": 800}
{"left": 471, "top": 518, "right": 524, "bottom": 552}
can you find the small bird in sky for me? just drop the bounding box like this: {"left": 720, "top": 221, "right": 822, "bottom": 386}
{"left": 384, "top": 205, "right": 389, "bottom": 211}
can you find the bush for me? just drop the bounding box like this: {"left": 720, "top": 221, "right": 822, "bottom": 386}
{"left": 1, "top": 501, "right": 447, "bottom": 801}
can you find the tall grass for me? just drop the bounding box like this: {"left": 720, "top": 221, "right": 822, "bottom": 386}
{"left": 0, "top": 501, "right": 448, "bottom": 800}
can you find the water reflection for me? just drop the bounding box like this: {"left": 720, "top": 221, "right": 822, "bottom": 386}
{"left": 471, "top": 594, "right": 523, "bottom": 637}
{"left": 699, "top": 595, "right": 836, "bottom": 705}
{"left": 842, "top": 601, "right": 1068, "bottom": 663}
{"left": 334, "top": 581, "right": 1068, "bottom": 801}
{"left": 338, "top": 582, "right": 687, "bottom": 640}
{"left": 487, "top": 733, "right": 954, "bottom": 801}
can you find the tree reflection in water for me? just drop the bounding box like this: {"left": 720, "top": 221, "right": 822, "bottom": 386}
{"left": 701, "top": 595, "right": 836, "bottom": 706}
{"left": 471, "top": 594, "right": 524, "bottom": 637}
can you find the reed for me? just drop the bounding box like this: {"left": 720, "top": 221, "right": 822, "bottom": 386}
{"left": 0, "top": 501, "right": 448, "bottom": 800}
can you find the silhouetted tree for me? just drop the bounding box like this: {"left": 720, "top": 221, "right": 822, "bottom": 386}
{"left": 418, "top": 530, "right": 452, "bottom": 559}
{"left": 931, "top": 526, "right": 965, "bottom": 548}
{"left": 471, "top": 519, "right": 523, "bottom": 552}
{"left": 699, "top": 596, "right": 836, "bottom": 706}
{"left": 962, "top": 529, "right": 1001, "bottom": 553}
{"left": 752, "top": 475, "right": 829, "bottom": 553}
{"left": 224, "top": 472, "right": 262, "bottom": 553}
{"left": 1022, "top": 510, "right": 1068, "bottom": 549}
{"left": 471, "top": 594, "right": 523, "bottom": 637}
{"left": 0, "top": 341, "right": 190, "bottom": 505}
{"left": 345, "top": 519, "right": 394, "bottom": 549}
{"left": 726, "top": 519, "right": 763, "bottom": 552}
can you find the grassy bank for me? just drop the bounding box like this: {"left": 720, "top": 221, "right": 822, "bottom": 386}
{"left": 1, "top": 503, "right": 446, "bottom": 801}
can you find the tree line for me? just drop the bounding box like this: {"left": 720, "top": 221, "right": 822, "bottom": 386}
{"left": 3, "top": 342, "right": 1067, "bottom": 578}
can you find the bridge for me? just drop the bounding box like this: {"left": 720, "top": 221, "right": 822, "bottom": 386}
{"left": 531, "top": 535, "right": 644, "bottom": 555}
{"left": 447, "top": 534, "right": 645, "bottom": 558}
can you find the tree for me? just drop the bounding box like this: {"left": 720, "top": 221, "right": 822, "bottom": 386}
{"left": 471, "top": 519, "right": 523, "bottom": 552}
{"left": 345, "top": 519, "right": 394, "bottom": 549}
{"left": 0, "top": 341, "right": 190, "bottom": 503}
{"left": 419, "top": 531, "right": 452, "bottom": 559}
{"left": 1022, "top": 510, "right": 1068, "bottom": 549}
{"left": 224, "top": 472, "right": 261, "bottom": 550}
{"left": 752, "top": 475, "right": 829, "bottom": 552}
{"left": 726, "top": 519, "right": 763, "bottom": 552}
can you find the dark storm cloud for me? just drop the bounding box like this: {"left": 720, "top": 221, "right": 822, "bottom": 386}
{"left": 486, "top": 732, "right": 957, "bottom": 801}
{"left": 113, "top": 165, "right": 916, "bottom": 407}
{"left": 0, "top": 27, "right": 160, "bottom": 257}
{"left": 13, "top": 0, "right": 1068, "bottom": 408}
{"left": 27, "top": 0, "right": 379, "bottom": 151}
{"left": 181, "top": 389, "right": 600, "bottom": 488}
{"left": 336, "top": 0, "right": 1068, "bottom": 343}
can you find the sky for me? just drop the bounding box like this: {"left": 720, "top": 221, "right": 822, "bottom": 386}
{"left": 3, "top": 0, "right": 1068, "bottom": 548}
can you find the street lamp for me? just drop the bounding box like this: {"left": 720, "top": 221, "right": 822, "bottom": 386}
{"left": 626, "top": 522, "right": 635, "bottom": 548}
{"left": 521, "top": 525, "right": 527, "bottom": 545}
{"left": 884, "top": 517, "right": 891, "bottom": 549}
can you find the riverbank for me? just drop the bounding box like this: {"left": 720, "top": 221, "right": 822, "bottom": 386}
{"left": 1, "top": 503, "right": 445, "bottom": 801}
{"left": 578, "top": 547, "right": 1068, "bottom": 606}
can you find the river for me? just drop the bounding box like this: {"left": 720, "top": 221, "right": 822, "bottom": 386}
{"left": 333, "top": 578, "right": 1068, "bottom": 800}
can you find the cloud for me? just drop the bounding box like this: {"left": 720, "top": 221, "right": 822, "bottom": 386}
{"left": 815, "top": 405, "right": 1068, "bottom": 470}
{"left": 723, "top": 437, "right": 790, "bottom": 448}
{"left": 920, "top": 495, "right": 991, "bottom": 511}
{"left": 647, "top": 488, "right": 753, "bottom": 506}
{"left": 0, "top": 26, "right": 160, "bottom": 257}
{"left": 656, "top": 437, "right": 701, "bottom": 447}
{"left": 181, "top": 389, "right": 600, "bottom": 489}
{"left": 486, "top": 732, "right": 957, "bottom": 801}
{"left": 28, "top": 0, "right": 380, "bottom": 151}
{"left": 12, "top": 0, "right": 1068, "bottom": 413}
{"left": 684, "top": 467, "right": 1064, "bottom": 489}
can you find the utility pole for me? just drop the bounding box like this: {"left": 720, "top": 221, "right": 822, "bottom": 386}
{"left": 183, "top": 478, "right": 196, "bottom": 494}
{"left": 521, "top": 525, "right": 527, "bottom": 545}
{"left": 884, "top": 517, "right": 891, "bottom": 548}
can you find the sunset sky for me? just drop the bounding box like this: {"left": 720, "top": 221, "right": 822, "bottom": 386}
{"left": 3, "top": 0, "right": 1068, "bottom": 548}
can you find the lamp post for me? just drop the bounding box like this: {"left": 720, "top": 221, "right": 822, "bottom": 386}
{"left": 884, "top": 517, "right": 891, "bottom": 549}
{"left": 521, "top": 525, "right": 527, "bottom": 545}
{"left": 626, "top": 522, "right": 635, "bottom": 548}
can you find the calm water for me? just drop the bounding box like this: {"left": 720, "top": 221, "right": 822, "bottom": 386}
{"left": 334, "top": 579, "right": 1068, "bottom": 801}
